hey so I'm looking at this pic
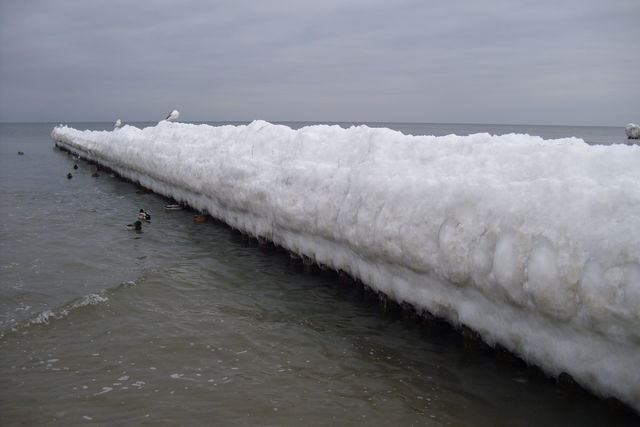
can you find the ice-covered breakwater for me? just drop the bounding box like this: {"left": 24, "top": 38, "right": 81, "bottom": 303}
{"left": 52, "top": 120, "right": 640, "bottom": 410}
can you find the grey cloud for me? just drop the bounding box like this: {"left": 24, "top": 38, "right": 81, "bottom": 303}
{"left": 1, "top": 0, "right": 638, "bottom": 124}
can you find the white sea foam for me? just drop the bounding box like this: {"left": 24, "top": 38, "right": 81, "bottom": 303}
{"left": 29, "top": 293, "right": 108, "bottom": 325}
{"left": 30, "top": 310, "right": 56, "bottom": 325}
{"left": 52, "top": 120, "right": 640, "bottom": 410}
{"left": 94, "top": 386, "right": 112, "bottom": 395}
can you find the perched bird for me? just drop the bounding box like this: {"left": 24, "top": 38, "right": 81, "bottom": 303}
{"left": 138, "top": 209, "right": 151, "bottom": 221}
{"left": 626, "top": 123, "right": 640, "bottom": 139}
{"left": 165, "top": 110, "right": 180, "bottom": 121}
{"left": 127, "top": 220, "right": 143, "bottom": 231}
{"left": 66, "top": 173, "right": 73, "bottom": 179}
{"left": 114, "top": 119, "right": 122, "bottom": 128}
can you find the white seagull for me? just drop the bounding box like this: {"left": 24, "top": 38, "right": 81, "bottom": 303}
{"left": 165, "top": 110, "right": 180, "bottom": 121}
{"left": 114, "top": 119, "right": 122, "bottom": 128}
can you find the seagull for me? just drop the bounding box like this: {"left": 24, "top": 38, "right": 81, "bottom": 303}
{"left": 114, "top": 119, "right": 122, "bottom": 128}
{"left": 165, "top": 110, "right": 180, "bottom": 121}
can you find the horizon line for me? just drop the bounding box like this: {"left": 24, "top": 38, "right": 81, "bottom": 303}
{"left": 0, "top": 119, "right": 626, "bottom": 128}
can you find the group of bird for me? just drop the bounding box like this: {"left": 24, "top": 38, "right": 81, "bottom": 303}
{"left": 113, "top": 109, "right": 179, "bottom": 129}
{"left": 127, "top": 209, "right": 151, "bottom": 231}
{"left": 66, "top": 161, "right": 102, "bottom": 180}
{"left": 118, "top": 110, "right": 178, "bottom": 232}
{"left": 66, "top": 110, "right": 179, "bottom": 179}
{"left": 65, "top": 110, "right": 180, "bottom": 231}
{"left": 66, "top": 162, "right": 80, "bottom": 179}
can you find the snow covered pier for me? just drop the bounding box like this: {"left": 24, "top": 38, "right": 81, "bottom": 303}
{"left": 52, "top": 120, "right": 640, "bottom": 411}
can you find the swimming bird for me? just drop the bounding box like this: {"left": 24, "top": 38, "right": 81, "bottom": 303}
{"left": 73, "top": 164, "right": 78, "bottom": 169}
{"left": 127, "top": 220, "right": 143, "bottom": 231}
{"left": 114, "top": 119, "right": 122, "bottom": 128}
{"left": 66, "top": 173, "right": 73, "bottom": 179}
{"left": 17, "top": 151, "right": 24, "bottom": 155}
{"left": 165, "top": 110, "right": 180, "bottom": 121}
{"left": 138, "top": 209, "right": 151, "bottom": 221}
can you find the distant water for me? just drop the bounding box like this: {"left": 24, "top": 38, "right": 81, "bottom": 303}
{"left": 1, "top": 122, "right": 637, "bottom": 426}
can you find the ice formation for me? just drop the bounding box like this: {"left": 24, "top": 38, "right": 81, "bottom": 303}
{"left": 625, "top": 123, "right": 640, "bottom": 139}
{"left": 51, "top": 120, "right": 640, "bottom": 410}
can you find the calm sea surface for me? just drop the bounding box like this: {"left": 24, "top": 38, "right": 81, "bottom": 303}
{"left": 0, "top": 122, "right": 637, "bottom": 426}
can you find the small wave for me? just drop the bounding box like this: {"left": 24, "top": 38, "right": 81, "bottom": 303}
{"left": 30, "top": 310, "right": 56, "bottom": 325}
{"left": 1, "top": 293, "right": 109, "bottom": 340}
{"left": 1, "top": 279, "right": 141, "bottom": 339}
{"left": 1, "top": 280, "right": 140, "bottom": 339}
{"left": 29, "top": 293, "right": 109, "bottom": 325}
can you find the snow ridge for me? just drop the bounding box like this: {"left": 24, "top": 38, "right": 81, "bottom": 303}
{"left": 52, "top": 120, "right": 640, "bottom": 410}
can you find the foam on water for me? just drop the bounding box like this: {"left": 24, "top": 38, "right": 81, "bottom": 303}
{"left": 28, "top": 293, "right": 108, "bottom": 325}
{"left": 51, "top": 120, "right": 640, "bottom": 410}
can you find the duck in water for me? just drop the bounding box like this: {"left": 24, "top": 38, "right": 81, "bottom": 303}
{"left": 127, "top": 220, "right": 143, "bottom": 231}
{"left": 138, "top": 209, "right": 151, "bottom": 221}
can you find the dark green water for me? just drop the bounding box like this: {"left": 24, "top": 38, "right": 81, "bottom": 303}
{"left": 1, "top": 122, "right": 636, "bottom": 426}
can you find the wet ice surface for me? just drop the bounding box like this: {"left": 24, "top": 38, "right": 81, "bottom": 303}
{"left": 51, "top": 121, "right": 640, "bottom": 410}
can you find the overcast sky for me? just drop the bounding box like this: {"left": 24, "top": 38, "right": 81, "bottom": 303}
{"left": 1, "top": 0, "right": 638, "bottom": 125}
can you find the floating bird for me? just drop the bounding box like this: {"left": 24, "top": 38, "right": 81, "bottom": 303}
{"left": 91, "top": 172, "right": 100, "bottom": 177}
{"left": 66, "top": 173, "right": 73, "bottom": 179}
{"left": 127, "top": 220, "right": 143, "bottom": 231}
{"left": 138, "top": 209, "right": 151, "bottom": 221}
{"left": 17, "top": 151, "right": 24, "bottom": 155}
{"left": 165, "top": 110, "right": 180, "bottom": 121}
{"left": 192, "top": 215, "right": 207, "bottom": 222}
{"left": 73, "top": 164, "right": 78, "bottom": 169}
{"left": 114, "top": 119, "right": 122, "bottom": 128}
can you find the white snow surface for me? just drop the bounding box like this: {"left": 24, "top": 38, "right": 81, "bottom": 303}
{"left": 52, "top": 120, "right": 640, "bottom": 410}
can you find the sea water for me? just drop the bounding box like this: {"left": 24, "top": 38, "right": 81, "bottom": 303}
{"left": 0, "top": 122, "right": 637, "bottom": 426}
